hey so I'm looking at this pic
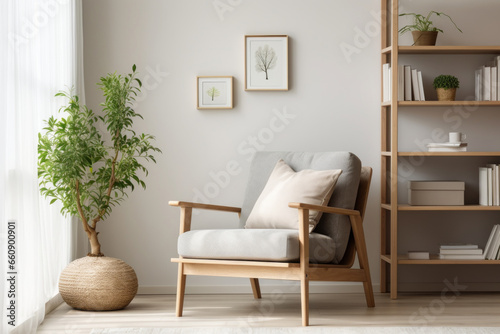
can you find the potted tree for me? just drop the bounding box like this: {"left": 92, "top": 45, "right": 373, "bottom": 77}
{"left": 433, "top": 74, "right": 460, "bottom": 101}
{"left": 399, "top": 11, "right": 462, "bottom": 46}
{"left": 38, "top": 65, "right": 161, "bottom": 310}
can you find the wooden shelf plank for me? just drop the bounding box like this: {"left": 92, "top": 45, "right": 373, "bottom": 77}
{"left": 398, "top": 254, "right": 500, "bottom": 264}
{"left": 381, "top": 151, "right": 391, "bottom": 156}
{"left": 398, "top": 152, "right": 500, "bottom": 157}
{"left": 398, "top": 46, "right": 500, "bottom": 54}
{"left": 398, "top": 101, "right": 500, "bottom": 107}
{"left": 398, "top": 204, "right": 500, "bottom": 211}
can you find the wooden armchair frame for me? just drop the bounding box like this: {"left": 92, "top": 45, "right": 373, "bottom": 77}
{"left": 170, "top": 167, "right": 374, "bottom": 326}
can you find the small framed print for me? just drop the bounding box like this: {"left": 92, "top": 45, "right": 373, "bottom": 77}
{"left": 245, "top": 35, "right": 288, "bottom": 91}
{"left": 197, "top": 76, "right": 233, "bottom": 109}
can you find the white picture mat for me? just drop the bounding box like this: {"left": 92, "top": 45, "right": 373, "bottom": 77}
{"left": 246, "top": 36, "right": 288, "bottom": 90}
{"left": 197, "top": 77, "right": 233, "bottom": 109}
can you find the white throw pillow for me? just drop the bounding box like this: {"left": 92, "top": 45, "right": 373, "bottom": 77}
{"left": 245, "top": 159, "right": 342, "bottom": 232}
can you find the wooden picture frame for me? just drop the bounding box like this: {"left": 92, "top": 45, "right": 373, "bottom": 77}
{"left": 245, "top": 35, "right": 288, "bottom": 91}
{"left": 197, "top": 76, "right": 233, "bottom": 109}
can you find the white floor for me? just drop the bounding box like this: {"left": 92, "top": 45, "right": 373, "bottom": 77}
{"left": 37, "top": 292, "right": 500, "bottom": 333}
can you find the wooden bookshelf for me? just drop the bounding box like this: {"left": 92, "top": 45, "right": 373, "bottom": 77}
{"left": 380, "top": 0, "right": 500, "bottom": 299}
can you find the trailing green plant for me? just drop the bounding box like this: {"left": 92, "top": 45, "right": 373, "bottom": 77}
{"left": 399, "top": 11, "right": 462, "bottom": 34}
{"left": 433, "top": 74, "right": 460, "bottom": 90}
{"left": 38, "top": 65, "right": 161, "bottom": 256}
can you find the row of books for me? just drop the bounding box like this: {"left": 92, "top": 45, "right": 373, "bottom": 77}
{"left": 439, "top": 244, "right": 483, "bottom": 260}
{"left": 408, "top": 238, "right": 500, "bottom": 260}
{"left": 407, "top": 244, "right": 483, "bottom": 260}
{"left": 426, "top": 142, "right": 468, "bottom": 153}
{"left": 475, "top": 56, "right": 500, "bottom": 101}
{"left": 482, "top": 225, "right": 500, "bottom": 260}
{"left": 382, "top": 64, "right": 426, "bottom": 102}
{"left": 479, "top": 164, "right": 500, "bottom": 206}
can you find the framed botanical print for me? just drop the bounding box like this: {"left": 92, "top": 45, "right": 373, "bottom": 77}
{"left": 197, "top": 76, "right": 233, "bottom": 109}
{"left": 245, "top": 35, "right": 288, "bottom": 91}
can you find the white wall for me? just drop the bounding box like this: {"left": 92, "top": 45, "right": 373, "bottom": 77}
{"left": 82, "top": 0, "right": 500, "bottom": 294}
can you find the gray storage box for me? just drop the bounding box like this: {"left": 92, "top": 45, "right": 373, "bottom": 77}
{"left": 408, "top": 181, "right": 464, "bottom": 206}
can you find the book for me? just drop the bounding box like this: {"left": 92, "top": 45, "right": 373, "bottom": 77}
{"left": 383, "top": 63, "right": 390, "bottom": 102}
{"left": 408, "top": 251, "right": 429, "bottom": 260}
{"left": 427, "top": 142, "right": 467, "bottom": 148}
{"left": 398, "top": 65, "right": 404, "bottom": 101}
{"left": 497, "top": 56, "right": 500, "bottom": 101}
{"left": 412, "top": 69, "right": 420, "bottom": 101}
{"left": 475, "top": 69, "right": 482, "bottom": 101}
{"left": 388, "top": 67, "right": 392, "bottom": 101}
{"left": 492, "top": 67, "right": 498, "bottom": 101}
{"left": 483, "top": 66, "right": 491, "bottom": 101}
{"left": 488, "top": 167, "right": 493, "bottom": 206}
{"left": 496, "top": 165, "right": 500, "bottom": 205}
{"left": 417, "top": 71, "right": 425, "bottom": 101}
{"left": 428, "top": 147, "right": 467, "bottom": 152}
{"left": 487, "top": 226, "right": 500, "bottom": 260}
{"left": 439, "top": 254, "right": 484, "bottom": 260}
{"left": 486, "top": 164, "right": 497, "bottom": 205}
{"left": 479, "top": 167, "right": 488, "bottom": 206}
{"left": 404, "top": 66, "right": 412, "bottom": 101}
{"left": 440, "top": 244, "right": 479, "bottom": 250}
{"left": 484, "top": 225, "right": 499, "bottom": 259}
{"left": 439, "top": 248, "right": 483, "bottom": 255}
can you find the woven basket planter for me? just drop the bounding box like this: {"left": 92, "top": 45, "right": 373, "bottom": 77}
{"left": 59, "top": 256, "right": 138, "bottom": 311}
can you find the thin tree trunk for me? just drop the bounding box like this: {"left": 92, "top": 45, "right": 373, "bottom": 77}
{"left": 265, "top": 70, "right": 268, "bottom": 80}
{"left": 86, "top": 227, "right": 103, "bottom": 257}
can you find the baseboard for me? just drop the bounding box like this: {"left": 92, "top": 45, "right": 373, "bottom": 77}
{"left": 138, "top": 282, "right": 381, "bottom": 295}
{"left": 45, "top": 293, "right": 63, "bottom": 315}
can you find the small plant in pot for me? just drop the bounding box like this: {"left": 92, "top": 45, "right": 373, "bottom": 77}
{"left": 433, "top": 74, "right": 460, "bottom": 101}
{"left": 38, "top": 65, "right": 161, "bottom": 311}
{"left": 399, "top": 11, "right": 462, "bottom": 46}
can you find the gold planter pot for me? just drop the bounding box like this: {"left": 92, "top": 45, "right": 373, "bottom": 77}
{"left": 59, "top": 256, "right": 138, "bottom": 311}
{"left": 436, "top": 88, "right": 457, "bottom": 101}
{"left": 411, "top": 31, "right": 438, "bottom": 46}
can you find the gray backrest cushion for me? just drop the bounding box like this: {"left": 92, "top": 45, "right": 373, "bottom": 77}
{"left": 239, "top": 151, "right": 361, "bottom": 263}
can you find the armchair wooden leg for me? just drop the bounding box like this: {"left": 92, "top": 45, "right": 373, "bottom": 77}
{"left": 250, "top": 278, "right": 261, "bottom": 299}
{"left": 176, "top": 263, "right": 187, "bottom": 317}
{"left": 351, "top": 215, "right": 375, "bottom": 308}
{"left": 298, "top": 208, "right": 310, "bottom": 326}
{"left": 301, "top": 276, "right": 309, "bottom": 326}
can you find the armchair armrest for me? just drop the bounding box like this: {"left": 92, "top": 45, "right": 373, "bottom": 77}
{"left": 288, "top": 202, "right": 360, "bottom": 217}
{"left": 169, "top": 201, "right": 241, "bottom": 235}
{"left": 169, "top": 201, "right": 241, "bottom": 214}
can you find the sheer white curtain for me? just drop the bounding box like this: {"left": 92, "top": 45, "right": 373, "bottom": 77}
{"left": 0, "top": 1, "right": 85, "bottom": 333}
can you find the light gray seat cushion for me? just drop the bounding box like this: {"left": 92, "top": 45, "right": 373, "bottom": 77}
{"left": 239, "top": 152, "right": 361, "bottom": 263}
{"left": 178, "top": 229, "right": 336, "bottom": 263}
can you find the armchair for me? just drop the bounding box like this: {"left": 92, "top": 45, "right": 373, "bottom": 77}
{"left": 170, "top": 151, "right": 374, "bottom": 326}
